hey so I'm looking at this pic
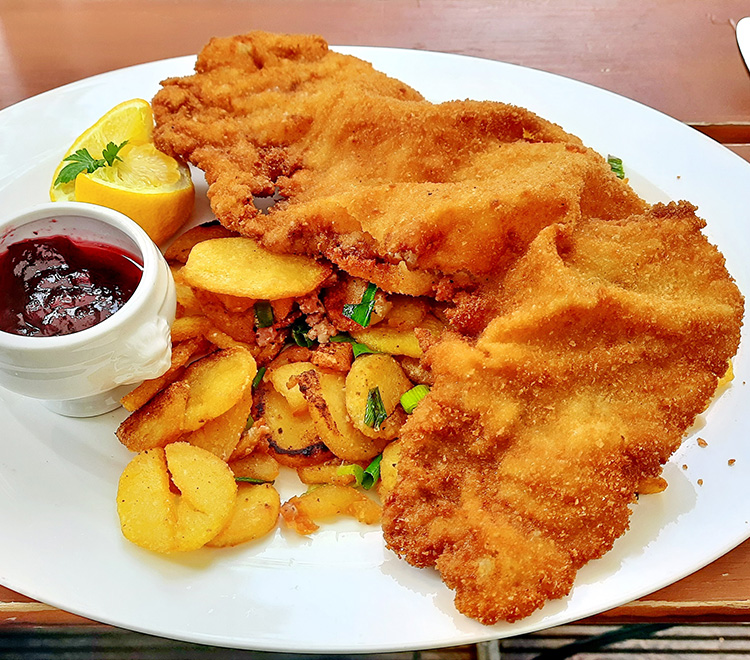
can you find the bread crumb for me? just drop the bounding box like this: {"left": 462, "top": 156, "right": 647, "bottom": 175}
{"left": 682, "top": 464, "right": 688, "bottom": 470}
{"left": 728, "top": 459, "right": 736, "bottom": 466}
{"left": 697, "top": 437, "right": 708, "bottom": 447}
{"left": 697, "top": 478, "right": 704, "bottom": 486}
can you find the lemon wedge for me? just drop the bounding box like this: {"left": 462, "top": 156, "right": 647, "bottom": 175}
{"left": 50, "top": 98, "right": 194, "bottom": 245}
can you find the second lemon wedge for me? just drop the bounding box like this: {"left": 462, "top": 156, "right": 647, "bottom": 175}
{"left": 50, "top": 98, "right": 194, "bottom": 245}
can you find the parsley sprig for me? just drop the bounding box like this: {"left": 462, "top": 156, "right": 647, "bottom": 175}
{"left": 54, "top": 141, "right": 128, "bottom": 186}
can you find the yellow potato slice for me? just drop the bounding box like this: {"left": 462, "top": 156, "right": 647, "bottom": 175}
{"left": 296, "top": 370, "right": 387, "bottom": 462}
{"left": 377, "top": 440, "right": 401, "bottom": 501}
{"left": 350, "top": 326, "right": 422, "bottom": 358}
{"left": 207, "top": 483, "right": 280, "bottom": 547}
{"left": 345, "top": 354, "right": 411, "bottom": 440}
{"left": 281, "top": 484, "right": 382, "bottom": 535}
{"left": 183, "top": 347, "right": 256, "bottom": 431}
{"left": 261, "top": 386, "right": 333, "bottom": 467}
{"left": 229, "top": 447, "right": 281, "bottom": 483}
{"left": 267, "top": 361, "right": 317, "bottom": 415}
{"left": 181, "top": 237, "right": 331, "bottom": 300}
{"left": 116, "top": 380, "right": 189, "bottom": 451}
{"left": 116, "top": 443, "right": 237, "bottom": 553}
{"left": 184, "top": 386, "right": 254, "bottom": 460}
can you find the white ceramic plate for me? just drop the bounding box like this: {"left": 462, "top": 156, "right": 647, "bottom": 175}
{"left": 0, "top": 47, "right": 748, "bottom": 654}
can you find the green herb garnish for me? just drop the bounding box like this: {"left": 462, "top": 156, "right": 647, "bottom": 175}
{"left": 363, "top": 386, "right": 387, "bottom": 431}
{"left": 290, "top": 317, "right": 315, "bottom": 348}
{"left": 329, "top": 333, "right": 377, "bottom": 358}
{"left": 252, "top": 366, "right": 266, "bottom": 389}
{"left": 254, "top": 301, "right": 274, "bottom": 328}
{"left": 607, "top": 154, "right": 625, "bottom": 179}
{"left": 235, "top": 476, "right": 273, "bottom": 484}
{"left": 54, "top": 141, "right": 128, "bottom": 186}
{"left": 342, "top": 283, "right": 377, "bottom": 328}
{"left": 400, "top": 384, "right": 430, "bottom": 414}
{"left": 337, "top": 454, "right": 382, "bottom": 490}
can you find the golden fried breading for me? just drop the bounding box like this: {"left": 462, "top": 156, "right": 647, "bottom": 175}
{"left": 382, "top": 202, "right": 744, "bottom": 624}
{"left": 153, "top": 32, "right": 645, "bottom": 296}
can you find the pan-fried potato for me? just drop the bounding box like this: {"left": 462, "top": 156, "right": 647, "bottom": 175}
{"left": 261, "top": 386, "right": 333, "bottom": 467}
{"left": 297, "top": 460, "right": 357, "bottom": 486}
{"left": 181, "top": 237, "right": 331, "bottom": 300}
{"left": 268, "top": 361, "right": 317, "bottom": 415}
{"left": 228, "top": 423, "right": 270, "bottom": 462}
{"left": 207, "top": 482, "right": 280, "bottom": 547}
{"left": 383, "top": 295, "right": 429, "bottom": 330}
{"left": 280, "top": 484, "right": 381, "bottom": 535}
{"left": 116, "top": 380, "right": 189, "bottom": 451}
{"left": 345, "top": 354, "right": 411, "bottom": 440}
{"left": 182, "top": 346, "right": 256, "bottom": 431}
{"left": 184, "top": 386, "right": 254, "bottom": 460}
{"left": 350, "top": 326, "right": 422, "bottom": 358}
{"left": 193, "top": 289, "right": 257, "bottom": 344}
{"left": 117, "top": 442, "right": 237, "bottom": 553}
{"left": 350, "top": 314, "right": 444, "bottom": 357}
{"left": 164, "top": 222, "right": 237, "bottom": 264}
{"left": 230, "top": 444, "right": 281, "bottom": 483}
{"left": 377, "top": 440, "right": 401, "bottom": 501}
{"left": 121, "top": 336, "right": 209, "bottom": 412}
{"left": 296, "top": 370, "right": 388, "bottom": 462}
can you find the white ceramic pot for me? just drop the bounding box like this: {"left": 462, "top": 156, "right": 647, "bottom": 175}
{"left": 0, "top": 202, "right": 176, "bottom": 416}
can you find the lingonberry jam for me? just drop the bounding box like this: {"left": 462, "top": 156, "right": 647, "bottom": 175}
{"left": 0, "top": 235, "right": 143, "bottom": 337}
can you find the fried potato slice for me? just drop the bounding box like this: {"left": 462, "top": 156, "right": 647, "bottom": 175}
{"left": 268, "top": 361, "right": 317, "bottom": 415}
{"left": 164, "top": 222, "right": 237, "bottom": 264}
{"left": 184, "top": 386, "right": 254, "bottom": 460}
{"left": 183, "top": 346, "right": 256, "bottom": 431}
{"left": 345, "top": 354, "right": 411, "bottom": 440}
{"left": 116, "top": 442, "right": 237, "bottom": 553}
{"left": 120, "top": 337, "right": 209, "bottom": 412}
{"left": 229, "top": 444, "right": 281, "bottom": 483}
{"left": 377, "top": 440, "right": 401, "bottom": 501}
{"left": 297, "top": 459, "right": 357, "bottom": 486}
{"left": 261, "top": 386, "right": 334, "bottom": 467}
{"left": 296, "top": 369, "right": 388, "bottom": 462}
{"left": 116, "top": 380, "right": 189, "bottom": 451}
{"left": 351, "top": 314, "right": 444, "bottom": 357}
{"left": 207, "top": 482, "right": 280, "bottom": 547}
{"left": 281, "top": 484, "right": 382, "bottom": 535}
{"left": 310, "top": 341, "right": 353, "bottom": 372}
{"left": 181, "top": 237, "right": 331, "bottom": 299}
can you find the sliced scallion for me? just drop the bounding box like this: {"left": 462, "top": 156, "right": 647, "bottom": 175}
{"left": 342, "top": 283, "right": 377, "bottom": 327}
{"left": 363, "top": 386, "right": 387, "bottom": 431}
{"left": 607, "top": 154, "right": 625, "bottom": 179}
{"left": 400, "top": 384, "right": 430, "bottom": 414}
{"left": 254, "top": 301, "right": 275, "bottom": 328}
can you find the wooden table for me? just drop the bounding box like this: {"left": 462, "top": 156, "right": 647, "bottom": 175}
{"left": 2, "top": 0, "right": 750, "bottom": 643}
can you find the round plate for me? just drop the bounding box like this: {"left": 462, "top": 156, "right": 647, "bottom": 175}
{"left": 0, "top": 47, "right": 748, "bottom": 653}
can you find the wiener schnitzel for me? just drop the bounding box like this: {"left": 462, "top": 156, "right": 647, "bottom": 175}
{"left": 153, "top": 31, "right": 645, "bottom": 298}
{"left": 383, "top": 202, "right": 743, "bottom": 623}
{"left": 152, "top": 32, "right": 744, "bottom": 624}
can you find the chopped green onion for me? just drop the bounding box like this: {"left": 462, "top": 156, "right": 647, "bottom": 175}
{"left": 244, "top": 413, "right": 254, "bottom": 431}
{"left": 607, "top": 154, "right": 625, "bottom": 179}
{"left": 291, "top": 318, "right": 315, "bottom": 347}
{"left": 362, "top": 454, "right": 382, "bottom": 489}
{"left": 252, "top": 366, "right": 266, "bottom": 389}
{"left": 342, "top": 283, "right": 377, "bottom": 327}
{"left": 254, "top": 301, "right": 274, "bottom": 328}
{"left": 337, "top": 464, "right": 365, "bottom": 486}
{"left": 336, "top": 454, "right": 382, "bottom": 490}
{"left": 400, "top": 384, "right": 430, "bottom": 414}
{"left": 363, "top": 386, "right": 387, "bottom": 431}
{"left": 329, "top": 333, "right": 377, "bottom": 358}
{"left": 235, "top": 476, "right": 273, "bottom": 484}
